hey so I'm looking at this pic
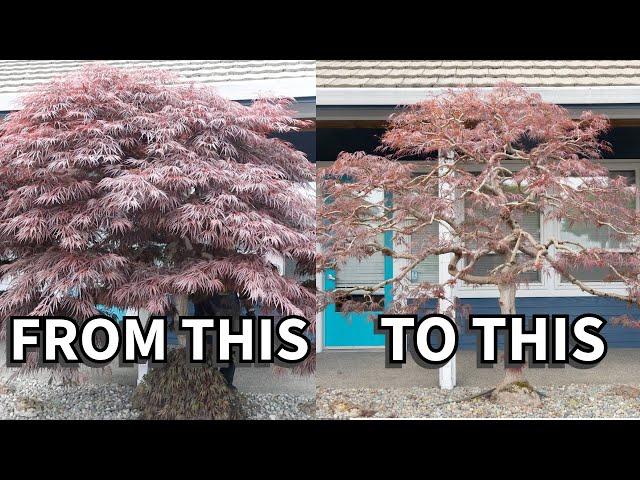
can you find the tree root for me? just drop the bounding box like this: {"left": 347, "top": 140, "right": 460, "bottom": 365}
{"left": 436, "top": 388, "right": 495, "bottom": 406}
{"left": 436, "top": 382, "right": 547, "bottom": 407}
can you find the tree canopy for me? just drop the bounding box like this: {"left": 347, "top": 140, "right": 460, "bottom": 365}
{"left": 318, "top": 83, "right": 640, "bottom": 318}
{"left": 0, "top": 66, "right": 316, "bottom": 343}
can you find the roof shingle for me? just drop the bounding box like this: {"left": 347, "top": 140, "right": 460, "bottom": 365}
{"left": 0, "top": 60, "right": 316, "bottom": 94}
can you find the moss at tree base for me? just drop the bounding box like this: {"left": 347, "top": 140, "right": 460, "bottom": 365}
{"left": 132, "top": 348, "right": 245, "bottom": 420}
{"left": 491, "top": 380, "right": 542, "bottom": 408}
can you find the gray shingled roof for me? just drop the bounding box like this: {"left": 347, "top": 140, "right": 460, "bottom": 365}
{"left": 0, "top": 60, "right": 315, "bottom": 94}
{"left": 317, "top": 60, "right": 640, "bottom": 88}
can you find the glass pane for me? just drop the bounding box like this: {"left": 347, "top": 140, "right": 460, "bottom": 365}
{"left": 335, "top": 294, "right": 384, "bottom": 312}
{"left": 560, "top": 254, "right": 637, "bottom": 283}
{"left": 335, "top": 233, "right": 386, "bottom": 289}
{"left": 560, "top": 170, "right": 636, "bottom": 282}
{"left": 464, "top": 195, "right": 541, "bottom": 281}
{"left": 562, "top": 266, "right": 616, "bottom": 282}
{"left": 470, "top": 253, "right": 541, "bottom": 282}
{"left": 464, "top": 199, "right": 541, "bottom": 239}
{"left": 410, "top": 222, "right": 439, "bottom": 283}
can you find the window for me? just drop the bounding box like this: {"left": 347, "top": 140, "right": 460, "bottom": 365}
{"left": 335, "top": 294, "right": 384, "bottom": 312}
{"left": 409, "top": 222, "right": 439, "bottom": 284}
{"left": 405, "top": 174, "right": 441, "bottom": 286}
{"left": 466, "top": 199, "right": 542, "bottom": 283}
{"left": 332, "top": 187, "right": 387, "bottom": 291}
{"left": 334, "top": 232, "right": 386, "bottom": 290}
{"left": 559, "top": 170, "right": 636, "bottom": 282}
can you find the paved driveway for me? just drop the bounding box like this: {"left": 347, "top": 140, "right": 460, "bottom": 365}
{"left": 317, "top": 349, "right": 640, "bottom": 389}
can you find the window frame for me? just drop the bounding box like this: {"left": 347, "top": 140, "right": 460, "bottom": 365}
{"left": 331, "top": 186, "right": 388, "bottom": 295}
{"left": 553, "top": 161, "right": 640, "bottom": 289}
{"left": 320, "top": 158, "right": 640, "bottom": 301}
{"left": 454, "top": 159, "right": 640, "bottom": 298}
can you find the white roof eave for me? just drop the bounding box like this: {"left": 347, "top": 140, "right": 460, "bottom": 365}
{"left": 317, "top": 86, "right": 640, "bottom": 106}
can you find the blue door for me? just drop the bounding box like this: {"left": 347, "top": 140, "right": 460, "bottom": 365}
{"left": 324, "top": 231, "right": 394, "bottom": 348}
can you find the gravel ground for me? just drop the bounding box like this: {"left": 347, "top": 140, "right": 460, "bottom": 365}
{"left": 242, "top": 393, "right": 315, "bottom": 420}
{"left": 0, "top": 378, "right": 139, "bottom": 420}
{"left": 0, "top": 377, "right": 315, "bottom": 420}
{"left": 316, "top": 384, "right": 640, "bottom": 419}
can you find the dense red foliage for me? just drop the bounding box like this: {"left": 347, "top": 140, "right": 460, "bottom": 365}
{"left": 0, "top": 67, "right": 316, "bottom": 342}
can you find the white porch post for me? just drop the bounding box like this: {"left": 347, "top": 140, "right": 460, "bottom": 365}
{"left": 438, "top": 254, "right": 456, "bottom": 389}
{"left": 266, "top": 252, "right": 286, "bottom": 276}
{"left": 438, "top": 151, "right": 457, "bottom": 390}
{"left": 136, "top": 308, "right": 150, "bottom": 385}
{"left": 316, "top": 239, "right": 324, "bottom": 353}
{"left": 312, "top": 179, "right": 325, "bottom": 353}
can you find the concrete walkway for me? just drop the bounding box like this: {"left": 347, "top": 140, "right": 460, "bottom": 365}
{"left": 317, "top": 349, "right": 640, "bottom": 389}
{"left": 93, "top": 364, "right": 315, "bottom": 395}
{"left": 0, "top": 345, "right": 314, "bottom": 396}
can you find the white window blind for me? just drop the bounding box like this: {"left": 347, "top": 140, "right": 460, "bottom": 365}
{"left": 409, "top": 222, "right": 439, "bottom": 283}
{"left": 335, "top": 233, "right": 386, "bottom": 289}
{"left": 335, "top": 188, "right": 386, "bottom": 290}
{"left": 560, "top": 170, "right": 636, "bottom": 282}
{"left": 467, "top": 199, "right": 542, "bottom": 282}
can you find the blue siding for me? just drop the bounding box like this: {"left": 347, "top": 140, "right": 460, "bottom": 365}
{"left": 275, "top": 130, "right": 316, "bottom": 163}
{"left": 455, "top": 297, "right": 640, "bottom": 349}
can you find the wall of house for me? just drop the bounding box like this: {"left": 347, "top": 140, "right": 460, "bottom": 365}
{"left": 318, "top": 124, "right": 640, "bottom": 350}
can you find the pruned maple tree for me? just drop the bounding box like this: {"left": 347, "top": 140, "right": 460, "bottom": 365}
{"left": 318, "top": 83, "right": 640, "bottom": 397}
{"left": 0, "top": 66, "right": 316, "bottom": 374}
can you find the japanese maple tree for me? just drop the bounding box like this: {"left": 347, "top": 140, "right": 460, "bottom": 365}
{"left": 318, "top": 83, "right": 640, "bottom": 395}
{"left": 0, "top": 66, "right": 316, "bottom": 371}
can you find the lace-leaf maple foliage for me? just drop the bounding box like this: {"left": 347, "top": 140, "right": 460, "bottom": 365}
{"left": 318, "top": 84, "right": 640, "bottom": 357}
{"left": 0, "top": 66, "right": 316, "bottom": 365}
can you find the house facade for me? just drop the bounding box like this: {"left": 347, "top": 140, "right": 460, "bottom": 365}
{"left": 315, "top": 61, "right": 640, "bottom": 380}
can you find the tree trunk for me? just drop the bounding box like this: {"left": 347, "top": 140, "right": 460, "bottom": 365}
{"left": 496, "top": 283, "right": 525, "bottom": 390}
{"left": 174, "top": 294, "right": 190, "bottom": 348}
{"left": 487, "top": 283, "right": 542, "bottom": 407}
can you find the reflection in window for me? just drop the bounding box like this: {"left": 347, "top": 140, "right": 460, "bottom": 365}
{"left": 560, "top": 170, "right": 636, "bottom": 282}
{"left": 335, "top": 294, "right": 384, "bottom": 312}
{"left": 466, "top": 199, "right": 542, "bottom": 282}
{"left": 409, "top": 222, "right": 439, "bottom": 283}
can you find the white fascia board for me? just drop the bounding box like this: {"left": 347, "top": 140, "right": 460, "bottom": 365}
{"left": 317, "top": 86, "right": 640, "bottom": 106}
{"left": 213, "top": 77, "right": 316, "bottom": 102}
{"left": 0, "top": 77, "right": 316, "bottom": 116}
